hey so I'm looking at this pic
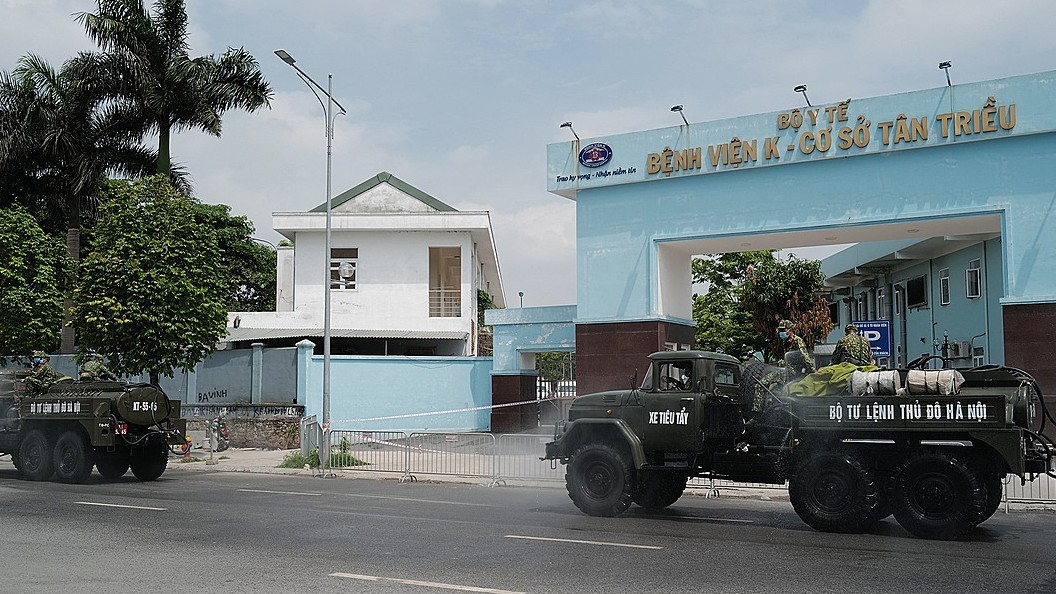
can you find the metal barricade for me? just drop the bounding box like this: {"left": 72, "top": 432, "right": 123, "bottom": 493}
{"left": 300, "top": 415, "right": 319, "bottom": 458}
{"left": 1005, "top": 473, "right": 1056, "bottom": 506}
{"left": 494, "top": 434, "right": 565, "bottom": 482}
{"left": 406, "top": 432, "right": 498, "bottom": 484}
{"left": 327, "top": 430, "right": 410, "bottom": 476}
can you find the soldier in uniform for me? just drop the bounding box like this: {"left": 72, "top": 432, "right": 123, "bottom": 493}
{"left": 754, "top": 320, "right": 816, "bottom": 411}
{"left": 24, "top": 351, "right": 62, "bottom": 397}
{"left": 832, "top": 323, "right": 875, "bottom": 366}
{"left": 79, "top": 352, "right": 117, "bottom": 381}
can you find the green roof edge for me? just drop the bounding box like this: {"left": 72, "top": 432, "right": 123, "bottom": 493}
{"left": 310, "top": 171, "right": 457, "bottom": 213}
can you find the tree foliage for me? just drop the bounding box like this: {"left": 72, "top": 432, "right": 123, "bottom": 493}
{"left": 692, "top": 251, "right": 774, "bottom": 359}
{"left": 194, "top": 203, "right": 276, "bottom": 311}
{"left": 0, "top": 206, "right": 70, "bottom": 360}
{"left": 692, "top": 251, "right": 832, "bottom": 363}
{"left": 71, "top": 176, "right": 227, "bottom": 382}
{"left": 741, "top": 254, "right": 832, "bottom": 359}
{"left": 0, "top": 53, "right": 158, "bottom": 238}
{"left": 77, "top": 0, "right": 273, "bottom": 176}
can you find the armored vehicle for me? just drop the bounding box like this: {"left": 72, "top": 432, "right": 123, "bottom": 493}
{"left": 1, "top": 374, "right": 186, "bottom": 483}
{"left": 543, "top": 351, "right": 1054, "bottom": 539}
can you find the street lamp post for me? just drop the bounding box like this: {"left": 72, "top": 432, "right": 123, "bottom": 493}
{"left": 275, "top": 49, "right": 347, "bottom": 475}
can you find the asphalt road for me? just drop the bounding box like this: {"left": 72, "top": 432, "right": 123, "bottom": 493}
{"left": 1, "top": 467, "right": 1055, "bottom": 594}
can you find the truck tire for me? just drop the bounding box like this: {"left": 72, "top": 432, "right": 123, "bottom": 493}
{"left": 130, "top": 442, "right": 168, "bottom": 481}
{"left": 892, "top": 452, "right": 986, "bottom": 539}
{"left": 789, "top": 451, "right": 880, "bottom": 533}
{"left": 634, "top": 471, "right": 688, "bottom": 509}
{"left": 566, "top": 443, "right": 635, "bottom": 517}
{"left": 95, "top": 450, "right": 130, "bottom": 480}
{"left": 11, "top": 452, "right": 23, "bottom": 473}
{"left": 18, "top": 429, "right": 55, "bottom": 481}
{"left": 981, "top": 473, "right": 1005, "bottom": 522}
{"left": 53, "top": 430, "right": 95, "bottom": 484}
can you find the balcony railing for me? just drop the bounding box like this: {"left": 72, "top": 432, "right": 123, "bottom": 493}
{"left": 429, "top": 288, "right": 461, "bottom": 317}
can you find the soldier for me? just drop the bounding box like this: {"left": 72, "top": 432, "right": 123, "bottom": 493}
{"left": 777, "top": 319, "right": 815, "bottom": 379}
{"left": 832, "top": 323, "right": 875, "bottom": 367}
{"left": 753, "top": 320, "right": 816, "bottom": 412}
{"left": 24, "top": 351, "right": 62, "bottom": 397}
{"left": 79, "top": 352, "right": 117, "bottom": 381}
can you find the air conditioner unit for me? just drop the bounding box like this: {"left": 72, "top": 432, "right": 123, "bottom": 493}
{"left": 949, "top": 341, "right": 972, "bottom": 358}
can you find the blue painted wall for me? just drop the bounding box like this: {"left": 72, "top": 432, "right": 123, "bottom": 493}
{"left": 549, "top": 71, "right": 1056, "bottom": 324}
{"left": 485, "top": 305, "right": 576, "bottom": 374}
{"left": 297, "top": 341, "right": 494, "bottom": 431}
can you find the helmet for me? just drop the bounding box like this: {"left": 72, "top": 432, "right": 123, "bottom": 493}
{"left": 777, "top": 320, "right": 793, "bottom": 330}
{"left": 845, "top": 323, "right": 858, "bottom": 333}
{"left": 32, "top": 350, "right": 47, "bottom": 358}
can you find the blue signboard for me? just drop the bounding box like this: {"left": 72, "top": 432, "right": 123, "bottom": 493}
{"left": 854, "top": 320, "right": 892, "bottom": 359}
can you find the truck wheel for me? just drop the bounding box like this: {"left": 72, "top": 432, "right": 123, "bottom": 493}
{"left": 53, "top": 430, "right": 95, "bottom": 484}
{"left": 18, "top": 429, "right": 55, "bottom": 481}
{"left": 566, "top": 443, "right": 635, "bottom": 517}
{"left": 789, "top": 451, "right": 880, "bottom": 533}
{"left": 130, "top": 442, "right": 169, "bottom": 481}
{"left": 95, "top": 450, "right": 130, "bottom": 480}
{"left": 634, "top": 471, "right": 688, "bottom": 509}
{"left": 11, "top": 452, "right": 23, "bottom": 473}
{"left": 981, "top": 473, "right": 1005, "bottom": 522}
{"left": 892, "top": 452, "right": 986, "bottom": 539}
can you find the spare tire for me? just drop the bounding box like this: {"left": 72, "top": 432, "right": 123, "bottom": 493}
{"left": 741, "top": 361, "right": 780, "bottom": 414}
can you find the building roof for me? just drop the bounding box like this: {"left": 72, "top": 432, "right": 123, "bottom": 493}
{"left": 310, "top": 172, "right": 456, "bottom": 213}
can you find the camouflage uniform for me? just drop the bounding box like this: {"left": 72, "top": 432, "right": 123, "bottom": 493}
{"left": 832, "top": 330, "right": 873, "bottom": 366}
{"left": 79, "top": 355, "right": 116, "bottom": 381}
{"left": 755, "top": 322, "right": 816, "bottom": 412}
{"left": 24, "top": 352, "right": 61, "bottom": 397}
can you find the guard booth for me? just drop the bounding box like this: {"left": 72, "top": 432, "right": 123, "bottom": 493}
{"left": 544, "top": 70, "right": 1056, "bottom": 416}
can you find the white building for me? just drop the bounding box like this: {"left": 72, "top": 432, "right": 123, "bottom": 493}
{"left": 225, "top": 172, "right": 505, "bottom": 356}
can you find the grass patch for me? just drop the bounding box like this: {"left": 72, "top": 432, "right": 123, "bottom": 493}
{"left": 278, "top": 448, "right": 369, "bottom": 469}
{"left": 177, "top": 456, "right": 204, "bottom": 463}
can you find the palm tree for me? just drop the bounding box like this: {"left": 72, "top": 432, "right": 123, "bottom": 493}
{"left": 77, "top": 0, "right": 273, "bottom": 176}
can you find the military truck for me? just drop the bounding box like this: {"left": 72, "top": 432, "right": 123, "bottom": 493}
{"left": 543, "top": 351, "right": 1055, "bottom": 539}
{"left": 1, "top": 373, "right": 187, "bottom": 483}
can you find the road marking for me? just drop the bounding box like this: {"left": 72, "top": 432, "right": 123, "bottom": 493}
{"left": 76, "top": 501, "right": 166, "bottom": 511}
{"left": 238, "top": 488, "right": 322, "bottom": 497}
{"left": 341, "top": 493, "right": 494, "bottom": 507}
{"left": 331, "top": 572, "right": 525, "bottom": 593}
{"left": 504, "top": 534, "right": 663, "bottom": 550}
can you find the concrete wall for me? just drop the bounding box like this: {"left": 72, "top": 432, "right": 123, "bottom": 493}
{"left": 296, "top": 341, "right": 494, "bottom": 432}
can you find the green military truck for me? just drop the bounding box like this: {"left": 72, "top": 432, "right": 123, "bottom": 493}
{"left": 543, "top": 351, "right": 1055, "bottom": 539}
{"left": 1, "top": 373, "right": 187, "bottom": 483}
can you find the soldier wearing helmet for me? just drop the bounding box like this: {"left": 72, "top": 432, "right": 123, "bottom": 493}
{"left": 777, "top": 319, "right": 815, "bottom": 377}
{"left": 79, "top": 352, "right": 117, "bottom": 381}
{"left": 24, "top": 351, "right": 61, "bottom": 397}
{"left": 832, "top": 323, "right": 875, "bottom": 367}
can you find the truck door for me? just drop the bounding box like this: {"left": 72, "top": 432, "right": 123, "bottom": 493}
{"left": 644, "top": 360, "right": 698, "bottom": 452}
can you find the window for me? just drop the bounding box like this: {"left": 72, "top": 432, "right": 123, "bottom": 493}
{"left": 876, "top": 288, "right": 887, "bottom": 319}
{"left": 658, "top": 361, "right": 693, "bottom": 391}
{"left": 939, "top": 268, "right": 950, "bottom": 305}
{"left": 828, "top": 301, "right": 839, "bottom": 325}
{"left": 429, "top": 247, "right": 461, "bottom": 317}
{"left": 906, "top": 275, "right": 927, "bottom": 309}
{"left": 966, "top": 259, "right": 981, "bottom": 299}
{"left": 714, "top": 364, "right": 738, "bottom": 386}
{"left": 330, "top": 248, "right": 357, "bottom": 290}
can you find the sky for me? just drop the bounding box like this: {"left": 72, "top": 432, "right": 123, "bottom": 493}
{"left": 3, "top": 0, "right": 1055, "bottom": 307}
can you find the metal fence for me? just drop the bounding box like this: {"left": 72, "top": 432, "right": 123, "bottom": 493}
{"left": 301, "top": 429, "right": 1055, "bottom": 505}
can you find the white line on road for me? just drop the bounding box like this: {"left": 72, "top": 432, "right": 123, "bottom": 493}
{"left": 504, "top": 534, "right": 663, "bottom": 550}
{"left": 331, "top": 572, "right": 525, "bottom": 593}
{"left": 238, "top": 488, "right": 323, "bottom": 496}
{"left": 340, "top": 493, "right": 495, "bottom": 507}
{"left": 75, "top": 501, "right": 166, "bottom": 511}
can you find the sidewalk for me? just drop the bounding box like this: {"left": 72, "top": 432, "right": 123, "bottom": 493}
{"left": 164, "top": 447, "right": 1056, "bottom": 511}
{"left": 166, "top": 446, "right": 789, "bottom": 500}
